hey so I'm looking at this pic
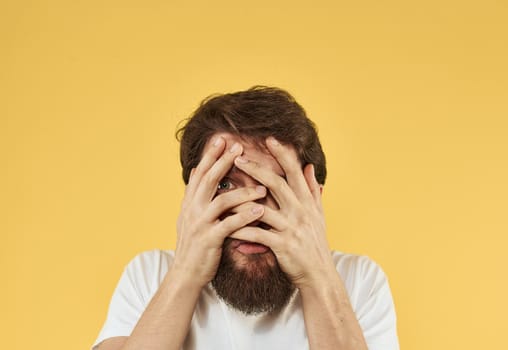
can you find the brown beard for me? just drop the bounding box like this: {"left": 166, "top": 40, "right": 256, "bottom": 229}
{"left": 211, "top": 238, "right": 295, "bottom": 315}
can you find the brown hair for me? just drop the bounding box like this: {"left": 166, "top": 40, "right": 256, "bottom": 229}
{"left": 176, "top": 86, "right": 326, "bottom": 185}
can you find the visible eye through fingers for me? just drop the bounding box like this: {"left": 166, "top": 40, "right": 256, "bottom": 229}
{"left": 216, "top": 177, "right": 237, "bottom": 195}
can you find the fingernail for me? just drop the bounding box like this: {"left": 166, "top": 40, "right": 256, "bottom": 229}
{"left": 229, "top": 143, "right": 240, "bottom": 153}
{"left": 251, "top": 205, "right": 263, "bottom": 215}
{"left": 268, "top": 137, "right": 279, "bottom": 146}
{"left": 255, "top": 185, "right": 266, "bottom": 194}
{"left": 213, "top": 137, "right": 222, "bottom": 147}
{"left": 235, "top": 156, "right": 249, "bottom": 164}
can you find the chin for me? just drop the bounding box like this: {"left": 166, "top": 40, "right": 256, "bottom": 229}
{"left": 230, "top": 250, "right": 277, "bottom": 277}
{"left": 213, "top": 241, "right": 295, "bottom": 315}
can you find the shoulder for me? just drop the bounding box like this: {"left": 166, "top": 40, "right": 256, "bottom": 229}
{"left": 91, "top": 250, "right": 176, "bottom": 349}
{"left": 331, "top": 251, "right": 391, "bottom": 300}
{"left": 331, "top": 252, "right": 399, "bottom": 348}
{"left": 331, "top": 251, "right": 386, "bottom": 276}
{"left": 121, "top": 249, "right": 175, "bottom": 291}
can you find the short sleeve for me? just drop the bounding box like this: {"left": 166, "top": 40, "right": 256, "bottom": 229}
{"left": 335, "top": 253, "right": 399, "bottom": 350}
{"left": 92, "top": 250, "right": 170, "bottom": 349}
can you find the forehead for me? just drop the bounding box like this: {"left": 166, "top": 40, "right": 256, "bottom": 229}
{"left": 204, "top": 132, "right": 285, "bottom": 176}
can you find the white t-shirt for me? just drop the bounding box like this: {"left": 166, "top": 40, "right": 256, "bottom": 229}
{"left": 93, "top": 250, "right": 399, "bottom": 350}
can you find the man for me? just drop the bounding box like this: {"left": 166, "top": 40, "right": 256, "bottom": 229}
{"left": 93, "top": 87, "right": 399, "bottom": 350}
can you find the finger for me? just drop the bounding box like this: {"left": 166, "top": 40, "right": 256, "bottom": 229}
{"left": 214, "top": 203, "right": 265, "bottom": 239}
{"left": 265, "top": 137, "right": 313, "bottom": 201}
{"left": 189, "top": 167, "right": 197, "bottom": 181}
{"left": 186, "top": 136, "right": 226, "bottom": 198}
{"left": 303, "top": 164, "right": 322, "bottom": 205}
{"left": 183, "top": 168, "right": 197, "bottom": 197}
{"left": 234, "top": 156, "right": 296, "bottom": 209}
{"left": 227, "top": 201, "right": 255, "bottom": 214}
{"left": 195, "top": 142, "right": 244, "bottom": 202}
{"left": 226, "top": 203, "right": 287, "bottom": 232}
{"left": 228, "top": 226, "right": 282, "bottom": 249}
{"left": 205, "top": 185, "right": 267, "bottom": 221}
{"left": 256, "top": 205, "right": 288, "bottom": 232}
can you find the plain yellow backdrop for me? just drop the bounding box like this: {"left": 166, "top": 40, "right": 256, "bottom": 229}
{"left": 2, "top": 0, "right": 507, "bottom": 349}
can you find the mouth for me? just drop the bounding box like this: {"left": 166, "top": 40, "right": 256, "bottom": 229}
{"left": 235, "top": 240, "right": 269, "bottom": 255}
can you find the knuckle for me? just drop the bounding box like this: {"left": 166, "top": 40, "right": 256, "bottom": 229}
{"left": 205, "top": 167, "right": 219, "bottom": 181}
{"left": 239, "top": 210, "right": 258, "bottom": 226}
{"left": 193, "top": 165, "right": 206, "bottom": 178}
{"left": 256, "top": 176, "right": 274, "bottom": 190}
{"left": 296, "top": 216, "right": 310, "bottom": 227}
{"left": 220, "top": 187, "right": 263, "bottom": 205}
{"left": 284, "top": 165, "right": 300, "bottom": 177}
{"left": 239, "top": 225, "right": 254, "bottom": 238}
{"left": 277, "top": 175, "right": 287, "bottom": 187}
{"left": 202, "top": 171, "right": 219, "bottom": 188}
{"left": 197, "top": 153, "right": 216, "bottom": 168}
{"left": 213, "top": 191, "right": 240, "bottom": 210}
{"left": 248, "top": 228, "right": 260, "bottom": 241}
{"left": 219, "top": 217, "right": 238, "bottom": 233}
{"left": 215, "top": 219, "right": 228, "bottom": 233}
{"left": 243, "top": 207, "right": 257, "bottom": 220}
{"left": 286, "top": 239, "right": 298, "bottom": 252}
{"left": 271, "top": 176, "right": 287, "bottom": 192}
{"left": 246, "top": 186, "right": 262, "bottom": 198}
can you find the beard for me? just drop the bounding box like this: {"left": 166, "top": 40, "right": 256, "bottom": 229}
{"left": 211, "top": 237, "right": 295, "bottom": 316}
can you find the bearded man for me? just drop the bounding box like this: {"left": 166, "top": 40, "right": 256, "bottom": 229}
{"left": 93, "top": 87, "right": 399, "bottom": 350}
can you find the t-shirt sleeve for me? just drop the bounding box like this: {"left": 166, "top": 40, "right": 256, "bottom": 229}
{"left": 92, "top": 250, "right": 166, "bottom": 349}
{"left": 349, "top": 255, "right": 399, "bottom": 350}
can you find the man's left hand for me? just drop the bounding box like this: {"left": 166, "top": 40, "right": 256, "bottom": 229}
{"left": 230, "top": 137, "right": 337, "bottom": 289}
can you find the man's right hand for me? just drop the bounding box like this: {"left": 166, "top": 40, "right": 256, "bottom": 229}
{"left": 172, "top": 136, "right": 267, "bottom": 288}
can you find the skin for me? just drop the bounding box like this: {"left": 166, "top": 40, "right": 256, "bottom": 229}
{"left": 97, "top": 133, "right": 367, "bottom": 350}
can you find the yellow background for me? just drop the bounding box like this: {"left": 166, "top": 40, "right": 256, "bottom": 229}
{"left": 2, "top": 0, "right": 507, "bottom": 349}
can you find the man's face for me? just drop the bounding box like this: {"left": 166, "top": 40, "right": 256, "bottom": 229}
{"left": 202, "top": 132, "right": 295, "bottom": 314}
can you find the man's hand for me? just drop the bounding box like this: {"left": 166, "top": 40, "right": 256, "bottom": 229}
{"left": 230, "top": 137, "right": 368, "bottom": 350}
{"left": 173, "top": 136, "right": 267, "bottom": 288}
{"left": 229, "top": 137, "right": 336, "bottom": 289}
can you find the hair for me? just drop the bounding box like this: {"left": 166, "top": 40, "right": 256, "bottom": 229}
{"left": 176, "top": 86, "right": 326, "bottom": 185}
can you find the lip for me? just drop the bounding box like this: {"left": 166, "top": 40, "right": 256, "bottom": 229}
{"left": 228, "top": 238, "right": 270, "bottom": 254}
{"left": 236, "top": 241, "right": 269, "bottom": 255}
{"left": 229, "top": 238, "right": 245, "bottom": 249}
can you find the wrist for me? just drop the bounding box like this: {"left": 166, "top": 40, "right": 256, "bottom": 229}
{"left": 296, "top": 264, "right": 342, "bottom": 294}
{"left": 166, "top": 262, "right": 207, "bottom": 291}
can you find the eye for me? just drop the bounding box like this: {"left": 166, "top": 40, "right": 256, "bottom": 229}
{"left": 217, "top": 179, "right": 236, "bottom": 193}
